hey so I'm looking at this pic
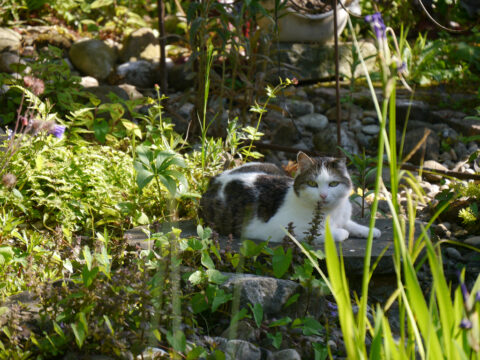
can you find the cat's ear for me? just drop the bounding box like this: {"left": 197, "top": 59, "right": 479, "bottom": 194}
{"left": 297, "top": 151, "right": 314, "bottom": 173}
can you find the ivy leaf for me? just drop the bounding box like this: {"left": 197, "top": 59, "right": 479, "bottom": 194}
{"left": 272, "top": 247, "right": 292, "bottom": 278}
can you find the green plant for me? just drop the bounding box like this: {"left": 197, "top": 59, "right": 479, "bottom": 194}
{"left": 341, "top": 148, "right": 378, "bottom": 218}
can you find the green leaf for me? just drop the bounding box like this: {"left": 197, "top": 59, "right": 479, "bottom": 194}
{"left": 0, "top": 246, "right": 14, "bottom": 264}
{"left": 240, "top": 240, "right": 266, "bottom": 258}
{"left": 82, "top": 246, "right": 93, "bottom": 270}
{"left": 166, "top": 330, "right": 186, "bottom": 353}
{"left": 230, "top": 307, "right": 249, "bottom": 327}
{"left": 93, "top": 119, "right": 109, "bottom": 144}
{"left": 189, "top": 270, "right": 205, "bottom": 286}
{"left": 249, "top": 303, "right": 263, "bottom": 328}
{"left": 283, "top": 293, "right": 300, "bottom": 308}
{"left": 187, "top": 346, "right": 207, "bottom": 360}
{"left": 191, "top": 293, "right": 209, "bottom": 314}
{"left": 103, "top": 315, "right": 114, "bottom": 335}
{"left": 301, "top": 317, "right": 323, "bottom": 336}
{"left": 135, "top": 165, "right": 154, "bottom": 191}
{"left": 272, "top": 247, "right": 292, "bottom": 278}
{"left": 201, "top": 251, "right": 215, "bottom": 269}
{"left": 188, "top": 237, "right": 204, "bottom": 251}
{"left": 158, "top": 174, "right": 177, "bottom": 196}
{"left": 71, "top": 322, "right": 86, "bottom": 348}
{"left": 90, "top": 0, "right": 114, "bottom": 9}
{"left": 211, "top": 289, "right": 232, "bottom": 312}
{"left": 267, "top": 332, "right": 282, "bottom": 349}
{"left": 269, "top": 316, "right": 292, "bottom": 327}
{"left": 206, "top": 269, "right": 228, "bottom": 284}
{"left": 82, "top": 265, "right": 99, "bottom": 287}
{"left": 313, "top": 342, "right": 328, "bottom": 360}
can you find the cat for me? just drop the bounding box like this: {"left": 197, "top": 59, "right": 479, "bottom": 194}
{"left": 200, "top": 152, "right": 381, "bottom": 243}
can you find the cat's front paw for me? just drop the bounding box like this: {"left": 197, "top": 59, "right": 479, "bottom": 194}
{"left": 331, "top": 228, "right": 349, "bottom": 242}
{"left": 372, "top": 227, "right": 381, "bottom": 238}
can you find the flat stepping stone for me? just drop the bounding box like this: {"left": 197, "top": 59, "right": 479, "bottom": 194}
{"left": 124, "top": 219, "right": 425, "bottom": 275}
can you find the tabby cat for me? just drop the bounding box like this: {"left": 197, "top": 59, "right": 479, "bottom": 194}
{"left": 200, "top": 152, "right": 381, "bottom": 243}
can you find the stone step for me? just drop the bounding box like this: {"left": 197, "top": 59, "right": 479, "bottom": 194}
{"left": 124, "top": 218, "right": 426, "bottom": 275}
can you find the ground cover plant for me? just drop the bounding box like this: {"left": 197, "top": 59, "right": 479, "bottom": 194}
{"left": 1, "top": 0, "right": 480, "bottom": 358}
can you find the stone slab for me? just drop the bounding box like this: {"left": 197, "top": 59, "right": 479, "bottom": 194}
{"left": 125, "top": 218, "right": 425, "bottom": 275}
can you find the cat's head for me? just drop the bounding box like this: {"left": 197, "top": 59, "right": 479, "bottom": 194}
{"left": 293, "top": 152, "right": 352, "bottom": 207}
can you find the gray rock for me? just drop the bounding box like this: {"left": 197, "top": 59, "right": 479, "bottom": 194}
{"left": 454, "top": 141, "right": 469, "bottom": 160}
{"left": 274, "top": 41, "right": 377, "bottom": 79}
{"left": 272, "top": 123, "right": 302, "bottom": 146}
{"left": 431, "top": 110, "right": 480, "bottom": 136}
{"left": 117, "top": 60, "right": 159, "bottom": 88}
{"left": 79, "top": 76, "right": 99, "bottom": 88}
{"left": 167, "top": 63, "right": 194, "bottom": 92}
{"left": 362, "top": 116, "right": 377, "bottom": 125}
{"left": 224, "top": 340, "right": 261, "bottom": 360}
{"left": 118, "top": 83, "right": 144, "bottom": 100}
{"left": 138, "top": 347, "right": 169, "bottom": 359}
{"left": 120, "top": 27, "right": 160, "bottom": 62}
{"left": 422, "top": 160, "right": 448, "bottom": 182}
{"left": 0, "top": 27, "right": 22, "bottom": 52}
{"left": 297, "top": 113, "right": 328, "bottom": 131}
{"left": 313, "top": 124, "right": 359, "bottom": 155}
{"left": 268, "top": 349, "right": 301, "bottom": 360}
{"left": 0, "top": 51, "right": 25, "bottom": 73}
{"left": 284, "top": 99, "right": 314, "bottom": 118}
{"left": 221, "top": 320, "right": 260, "bottom": 343}
{"left": 396, "top": 99, "right": 430, "bottom": 125}
{"left": 84, "top": 85, "right": 129, "bottom": 103}
{"left": 178, "top": 102, "right": 195, "bottom": 120}
{"left": 356, "top": 132, "right": 372, "bottom": 148}
{"left": 362, "top": 124, "right": 380, "bottom": 135}
{"left": 402, "top": 127, "right": 440, "bottom": 165}
{"left": 221, "top": 274, "right": 301, "bottom": 317}
{"left": 445, "top": 247, "right": 463, "bottom": 261}
{"left": 325, "top": 106, "right": 350, "bottom": 121}
{"left": 465, "top": 236, "right": 480, "bottom": 247}
{"left": 313, "top": 97, "right": 327, "bottom": 113}
{"left": 69, "top": 39, "right": 116, "bottom": 80}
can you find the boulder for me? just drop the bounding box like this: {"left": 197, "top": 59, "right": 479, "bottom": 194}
{"left": 284, "top": 99, "right": 314, "bottom": 118}
{"left": 223, "top": 339, "right": 262, "bottom": 360}
{"left": 120, "top": 28, "right": 160, "bottom": 62}
{"left": 0, "top": 51, "right": 25, "bottom": 73}
{"left": 69, "top": 39, "right": 116, "bottom": 80}
{"left": 0, "top": 27, "right": 21, "bottom": 52}
{"left": 220, "top": 274, "right": 301, "bottom": 318}
{"left": 402, "top": 127, "right": 440, "bottom": 165}
{"left": 268, "top": 349, "right": 301, "bottom": 360}
{"left": 296, "top": 113, "right": 328, "bottom": 131}
{"left": 313, "top": 123, "right": 359, "bottom": 155}
{"left": 117, "top": 60, "right": 160, "bottom": 88}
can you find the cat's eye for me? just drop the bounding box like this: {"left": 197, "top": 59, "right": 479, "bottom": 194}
{"left": 329, "top": 181, "right": 340, "bottom": 187}
{"left": 307, "top": 180, "right": 318, "bottom": 187}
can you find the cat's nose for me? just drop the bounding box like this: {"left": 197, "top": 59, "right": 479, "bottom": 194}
{"left": 320, "top": 193, "right": 327, "bottom": 200}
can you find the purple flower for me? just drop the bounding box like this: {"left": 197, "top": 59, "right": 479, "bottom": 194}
{"left": 365, "top": 12, "right": 386, "bottom": 39}
{"left": 460, "top": 319, "right": 472, "bottom": 330}
{"left": 49, "top": 125, "right": 66, "bottom": 139}
{"left": 476, "top": 291, "right": 480, "bottom": 303}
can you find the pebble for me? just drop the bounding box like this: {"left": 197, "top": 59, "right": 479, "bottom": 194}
{"left": 297, "top": 113, "right": 328, "bottom": 130}
{"left": 465, "top": 236, "right": 480, "bottom": 247}
{"left": 362, "top": 116, "right": 377, "bottom": 125}
{"left": 445, "top": 247, "right": 463, "bottom": 261}
{"left": 362, "top": 124, "right": 380, "bottom": 135}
